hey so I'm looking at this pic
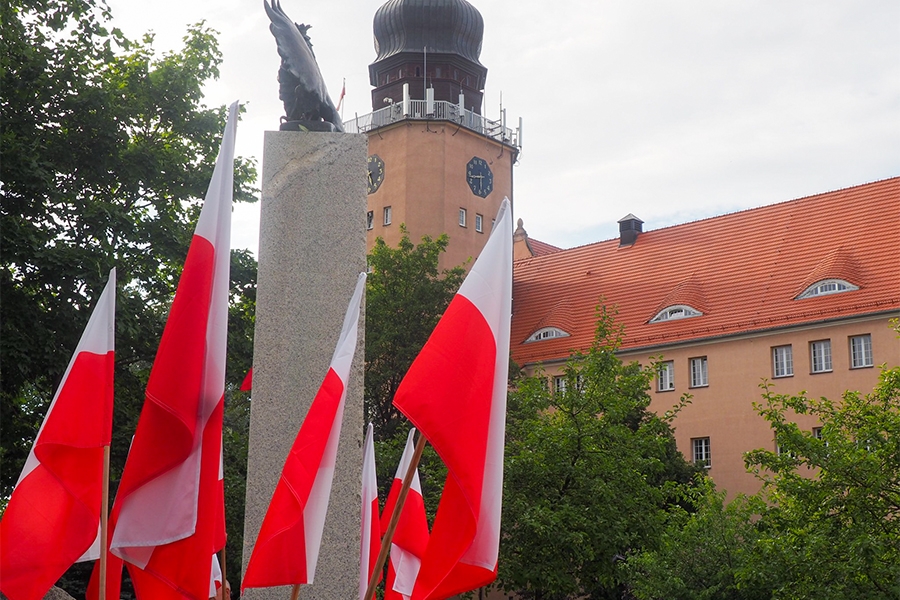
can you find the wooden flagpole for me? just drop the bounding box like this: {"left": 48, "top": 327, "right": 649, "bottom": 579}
{"left": 363, "top": 432, "right": 427, "bottom": 600}
{"left": 99, "top": 445, "right": 110, "bottom": 600}
{"left": 289, "top": 584, "right": 300, "bottom": 600}
{"left": 219, "top": 545, "right": 227, "bottom": 599}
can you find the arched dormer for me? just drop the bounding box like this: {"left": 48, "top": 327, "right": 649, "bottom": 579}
{"left": 525, "top": 327, "right": 570, "bottom": 343}
{"left": 795, "top": 278, "right": 859, "bottom": 299}
{"left": 649, "top": 305, "right": 702, "bottom": 323}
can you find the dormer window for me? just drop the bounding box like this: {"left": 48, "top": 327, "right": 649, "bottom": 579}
{"left": 525, "top": 327, "right": 570, "bottom": 343}
{"left": 796, "top": 279, "right": 859, "bottom": 299}
{"left": 650, "top": 305, "right": 702, "bottom": 323}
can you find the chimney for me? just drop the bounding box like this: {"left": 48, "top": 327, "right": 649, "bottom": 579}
{"left": 618, "top": 214, "right": 643, "bottom": 247}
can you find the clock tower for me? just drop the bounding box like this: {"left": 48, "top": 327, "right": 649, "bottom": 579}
{"left": 350, "top": 0, "right": 521, "bottom": 270}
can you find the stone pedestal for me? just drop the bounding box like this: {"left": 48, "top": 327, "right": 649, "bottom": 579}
{"left": 242, "top": 132, "right": 367, "bottom": 599}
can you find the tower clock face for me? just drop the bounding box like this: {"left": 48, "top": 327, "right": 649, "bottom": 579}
{"left": 367, "top": 154, "right": 385, "bottom": 194}
{"left": 466, "top": 156, "right": 493, "bottom": 198}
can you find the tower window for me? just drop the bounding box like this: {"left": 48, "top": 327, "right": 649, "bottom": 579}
{"left": 383, "top": 206, "right": 392, "bottom": 226}
{"left": 475, "top": 214, "right": 483, "bottom": 233}
{"left": 366, "top": 211, "right": 374, "bottom": 230}
{"left": 415, "top": 67, "right": 420, "bottom": 77}
{"left": 459, "top": 208, "right": 467, "bottom": 227}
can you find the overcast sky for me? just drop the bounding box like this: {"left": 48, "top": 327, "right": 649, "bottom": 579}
{"left": 106, "top": 0, "right": 900, "bottom": 253}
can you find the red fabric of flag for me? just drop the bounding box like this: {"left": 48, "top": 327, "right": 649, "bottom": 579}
{"left": 0, "top": 271, "right": 115, "bottom": 600}
{"left": 381, "top": 428, "right": 430, "bottom": 600}
{"left": 104, "top": 102, "right": 238, "bottom": 600}
{"left": 242, "top": 272, "right": 367, "bottom": 591}
{"left": 393, "top": 199, "right": 512, "bottom": 600}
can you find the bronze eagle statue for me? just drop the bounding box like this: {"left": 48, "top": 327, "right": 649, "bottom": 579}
{"left": 264, "top": 0, "right": 345, "bottom": 132}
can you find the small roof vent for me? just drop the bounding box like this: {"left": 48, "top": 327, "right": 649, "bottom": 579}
{"left": 618, "top": 214, "right": 644, "bottom": 247}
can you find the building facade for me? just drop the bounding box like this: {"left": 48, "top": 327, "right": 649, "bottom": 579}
{"left": 511, "top": 178, "right": 900, "bottom": 497}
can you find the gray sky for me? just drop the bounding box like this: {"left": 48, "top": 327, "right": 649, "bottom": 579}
{"left": 106, "top": 0, "right": 900, "bottom": 253}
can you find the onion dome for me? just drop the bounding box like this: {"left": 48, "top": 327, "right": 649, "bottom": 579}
{"left": 373, "top": 0, "right": 484, "bottom": 66}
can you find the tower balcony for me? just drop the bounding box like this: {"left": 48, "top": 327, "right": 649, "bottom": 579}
{"left": 344, "top": 99, "right": 521, "bottom": 151}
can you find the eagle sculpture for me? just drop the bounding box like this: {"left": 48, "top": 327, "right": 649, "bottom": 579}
{"left": 264, "top": 0, "right": 345, "bottom": 132}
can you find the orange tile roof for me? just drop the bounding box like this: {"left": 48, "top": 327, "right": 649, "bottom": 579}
{"left": 511, "top": 177, "right": 900, "bottom": 366}
{"left": 526, "top": 237, "right": 563, "bottom": 256}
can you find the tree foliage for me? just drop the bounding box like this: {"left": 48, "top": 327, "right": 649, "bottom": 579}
{"left": 498, "top": 307, "right": 702, "bottom": 599}
{"left": 1, "top": 0, "right": 258, "bottom": 595}
{"left": 740, "top": 366, "right": 900, "bottom": 599}
{"left": 364, "top": 226, "right": 466, "bottom": 440}
{"left": 623, "top": 327, "right": 900, "bottom": 600}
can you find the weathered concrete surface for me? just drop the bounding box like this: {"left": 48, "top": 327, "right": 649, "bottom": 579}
{"left": 242, "top": 132, "right": 367, "bottom": 600}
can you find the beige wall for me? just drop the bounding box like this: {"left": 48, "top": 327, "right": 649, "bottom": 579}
{"left": 366, "top": 121, "right": 515, "bottom": 271}
{"left": 525, "top": 313, "right": 899, "bottom": 498}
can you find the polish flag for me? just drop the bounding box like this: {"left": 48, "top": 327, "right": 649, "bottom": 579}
{"left": 393, "top": 198, "right": 512, "bottom": 600}
{"left": 360, "top": 423, "right": 381, "bottom": 600}
{"left": 0, "top": 270, "right": 115, "bottom": 600}
{"left": 381, "top": 428, "right": 430, "bottom": 600}
{"left": 242, "top": 272, "right": 367, "bottom": 590}
{"left": 336, "top": 78, "right": 346, "bottom": 112}
{"left": 104, "top": 101, "right": 238, "bottom": 600}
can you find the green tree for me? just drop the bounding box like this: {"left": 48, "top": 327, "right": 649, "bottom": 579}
{"left": 1, "top": 0, "right": 258, "bottom": 596}
{"left": 498, "top": 307, "right": 702, "bottom": 600}
{"left": 740, "top": 365, "right": 900, "bottom": 600}
{"left": 364, "top": 226, "right": 466, "bottom": 440}
{"left": 623, "top": 483, "right": 771, "bottom": 600}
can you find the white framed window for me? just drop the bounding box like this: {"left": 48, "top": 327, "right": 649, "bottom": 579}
{"left": 692, "top": 437, "right": 711, "bottom": 467}
{"left": 366, "top": 210, "right": 374, "bottom": 230}
{"left": 850, "top": 334, "right": 873, "bottom": 368}
{"left": 459, "top": 208, "right": 467, "bottom": 227}
{"left": 810, "top": 340, "right": 832, "bottom": 373}
{"left": 796, "top": 278, "right": 859, "bottom": 299}
{"left": 525, "top": 327, "right": 570, "bottom": 343}
{"left": 475, "top": 213, "right": 483, "bottom": 233}
{"left": 773, "top": 345, "right": 793, "bottom": 378}
{"left": 553, "top": 376, "right": 566, "bottom": 394}
{"left": 650, "top": 305, "right": 702, "bottom": 323}
{"left": 689, "top": 357, "right": 708, "bottom": 388}
{"left": 812, "top": 427, "right": 823, "bottom": 439}
{"left": 383, "top": 206, "right": 392, "bottom": 226}
{"left": 657, "top": 361, "right": 675, "bottom": 392}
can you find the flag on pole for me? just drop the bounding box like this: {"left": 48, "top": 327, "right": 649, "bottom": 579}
{"left": 393, "top": 198, "right": 512, "bottom": 600}
{"left": 242, "top": 272, "right": 367, "bottom": 590}
{"left": 336, "top": 78, "right": 346, "bottom": 112}
{"left": 360, "top": 423, "right": 381, "bottom": 600}
{"left": 381, "top": 428, "right": 430, "bottom": 600}
{"left": 0, "top": 270, "right": 116, "bottom": 600}
{"left": 240, "top": 367, "right": 253, "bottom": 391}
{"left": 102, "top": 101, "right": 238, "bottom": 600}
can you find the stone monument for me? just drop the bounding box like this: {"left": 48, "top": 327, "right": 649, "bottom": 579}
{"left": 242, "top": 131, "right": 367, "bottom": 600}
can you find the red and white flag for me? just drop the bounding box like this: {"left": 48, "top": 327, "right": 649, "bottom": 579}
{"left": 393, "top": 198, "right": 512, "bottom": 600}
{"left": 360, "top": 423, "right": 381, "bottom": 600}
{"left": 102, "top": 101, "right": 238, "bottom": 600}
{"left": 336, "top": 78, "right": 346, "bottom": 112}
{"left": 0, "top": 270, "right": 116, "bottom": 600}
{"left": 382, "top": 428, "right": 430, "bottom": 600}
{"left": 242, "top": 272, "right": 367, "bottom": 590}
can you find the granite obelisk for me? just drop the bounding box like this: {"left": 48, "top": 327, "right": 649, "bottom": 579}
{"left": 242, "top": 131, "right": 367, "bottom": 599}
